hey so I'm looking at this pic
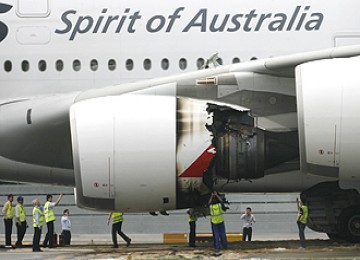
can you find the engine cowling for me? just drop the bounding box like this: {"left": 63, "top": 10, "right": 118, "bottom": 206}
{"left": 71, "top": 94, "right": 216, "bottom": 212}
{"left": 70, "top": 92, "right": 299, "bottom": 212}
{"left": 70, "top": 94, "right": 178, "bottom": 212}
{"left": 296, "top": 57, "right": 360, "bottom": 191}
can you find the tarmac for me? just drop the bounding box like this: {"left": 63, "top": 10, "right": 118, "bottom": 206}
{"left": 0, "top": 237, "right": 360, "bottom": 259}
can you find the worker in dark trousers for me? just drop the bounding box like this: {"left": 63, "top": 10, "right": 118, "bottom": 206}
{"left": 32, "top": 199, "right": 44, "bottom": 252}
{"left": 15, "top": 196, "right": 27, "bottom": 247}
{"left": 107, "top": 212, "right": 131, "bottom": 248}
{"left": 296, "top": 197, "right": 308, "bottom": 248}
{"left": 2, "top": 194, "right": 14, "bottom": 247}
{"left": 187, "top": 209, "right": 197, "bottom": 247}
{"left": 208, "top": 191, "right": 228, "bottom": 255}
{"left": 43, "top": 192, "right": 63, "bottom": 248}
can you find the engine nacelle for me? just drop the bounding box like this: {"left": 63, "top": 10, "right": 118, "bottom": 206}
{"left": 70, "top": 92, "right": 299, "bottom": 212}
{"left": 70, "top": 94, "right": 178, "bottom": 212}
{"left": 71, "top": 93, "right": 242, "bottom": 212}
{"left": 296, "top": 57, "right": 360, "bottom": 191}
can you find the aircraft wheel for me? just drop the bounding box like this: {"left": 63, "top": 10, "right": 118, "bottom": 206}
{"left": 337, "top": 205, "right": 360, "bottom": 242}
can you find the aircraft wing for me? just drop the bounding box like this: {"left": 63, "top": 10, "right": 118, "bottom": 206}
{"left": 74, "top": 44, "right": 360, "bottom": 102}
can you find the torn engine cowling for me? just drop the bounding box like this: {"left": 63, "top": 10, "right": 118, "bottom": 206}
{"left": 206, "top": 103, "right": 299, "bottom": 181}
{"left": 70, "top": 94, "right": 298, "bottom": 211}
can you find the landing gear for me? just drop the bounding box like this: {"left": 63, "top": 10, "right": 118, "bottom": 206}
{"left": 337, "top": 206, "right": 360, "bottom": 242}
{"left": 302, "top": 181, "right": 360, "bottom": 243}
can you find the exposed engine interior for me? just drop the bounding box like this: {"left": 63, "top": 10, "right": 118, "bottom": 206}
{"left": 176, "top": 100, "right": 299, "bottom": 209}
{"left": 206, "top": 103, "right": 299, "bottom": 181}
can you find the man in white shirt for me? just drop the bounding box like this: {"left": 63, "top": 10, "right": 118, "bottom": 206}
{"left": 240, "top": 207, "right": 256, "bottom": 241}
{"left": 61, "top": 209, "right": 71, "bottom": 246}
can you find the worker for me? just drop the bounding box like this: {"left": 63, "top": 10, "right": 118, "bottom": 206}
{"left": 61, "top": 209, "right": 71, "bottom": 246}
{"left": 2, "top": 194, "right": 15, "bottom": 247}
{"left": 296, "top": 196, "right": 308, "bottom": 248}
{"left": 240, "top": 207, "right": 256, "bottom": 241}
{"left": 187, "top": 209, "right": 197, "bottom": 247}
{"left": 107, "top": 211, "right": 131, "bottom": 248}
{"left": 15, "top": 196, "right": 27, "bottom": 247}
{"left": 32, "top": 199, "right": 44, "bottom": 252}
{"left": 43, "top": 192, "right": 63, "bottom": 248}
{"left": 208, "top": 191, "right": 228, "bottom": 254}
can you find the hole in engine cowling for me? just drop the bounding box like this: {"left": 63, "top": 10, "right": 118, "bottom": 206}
{"left": 175, "top": 99, "right": 299, "bottom": 209}
{"left": 205, "top": 103, "right": 299, "bottom": 182}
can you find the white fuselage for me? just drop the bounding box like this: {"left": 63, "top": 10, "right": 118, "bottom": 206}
{"left": 0, "top": 0, "right": 359, "bottom": 193}
{"left": 0, "top": 0, "right": 359, "bottom": 101}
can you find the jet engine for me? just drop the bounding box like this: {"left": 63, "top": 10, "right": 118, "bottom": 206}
{"left": 70, "top": 93, "right": 299, "bottom": 212}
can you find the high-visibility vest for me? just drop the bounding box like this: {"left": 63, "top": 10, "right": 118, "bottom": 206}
{"left": 33, "top": 207, "right": 44, "bottom": 228}
{"left": 210, "top": 203, "right": 224, "bottom": 224}
{"left": 188, "top": 214, "right": 197, "bottom": 222}
{"left": 16, "top": 204, "right": 26, "bottom": 222}
{"left": 111, "top": 212, "right": 123, "bottom": 224}
{"left": 3, "top": 201, "right": 15, "bottom": 219}
{"left": 44, "top": 201, "right": 56, "bottom": 223}
{"left": 298, "top": 205, "right": 308, "bottom": 224}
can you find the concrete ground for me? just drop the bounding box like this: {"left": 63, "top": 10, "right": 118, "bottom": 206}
{"left": 0, "top": 238, "right": 360, "bottom": 259}
{"left": 0, "top": 232, "right": 330, "bottom": 245}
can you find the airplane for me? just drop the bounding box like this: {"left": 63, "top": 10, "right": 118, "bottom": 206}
{"left": 0, "top": 0, "right": 360, "bottom": 242}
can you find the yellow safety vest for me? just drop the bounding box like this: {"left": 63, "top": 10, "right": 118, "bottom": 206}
{"left": 210, "top": 203, "right": 224, "bottom": 224}
{"left": 4, "top": 201, "right": 15, "bottom": 219}
{"left": 111, "top": 212, "right": 123, "bottom": 224}
{"left": 32, "top": 207, "right": 44, "bottom": 228}
{"left": 16, "top": 204, "right": 26, "bottom": 222}
{"left": 44, "top": 201, "right": 56, "bottom": 223}
{"left": 298, "top": 205, "right": 308, "bottom": 224}
{"left": 188, "top": 214, "right": 197, "bottom": 222}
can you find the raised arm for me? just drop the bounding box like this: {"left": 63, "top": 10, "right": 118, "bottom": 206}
{"left": 107, "top": 212, "right": 112, "bottom": 225}
{"left": 214, "top": 191, "right": 223, "bottom": 202}
{"left": 54, "top": 192, "right": 63, "bottom": 206}
{"left": 208, "top": 193, "right": 214, "bottom": 205}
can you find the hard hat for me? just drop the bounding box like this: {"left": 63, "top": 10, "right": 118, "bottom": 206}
{"left": 17, "top": 196, "right": 23, "bottom": 202}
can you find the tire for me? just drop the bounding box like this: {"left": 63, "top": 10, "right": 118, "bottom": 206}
{"left": 337, "top": 205, "right": 360, "bottom": 243}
